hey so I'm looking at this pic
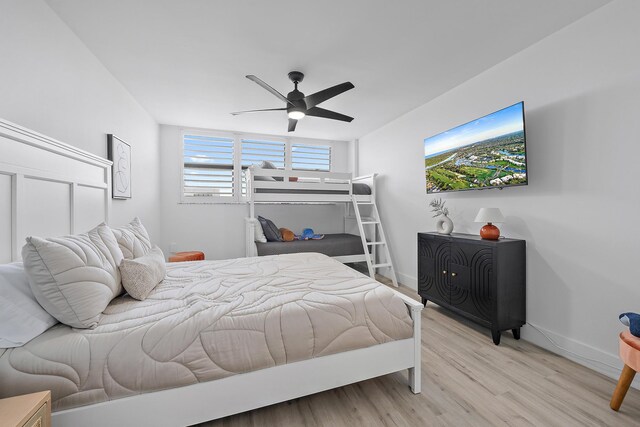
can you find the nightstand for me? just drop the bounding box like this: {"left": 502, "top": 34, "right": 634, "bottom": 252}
{"left": 0, "top": 391, "right": 51, "bottom": 427}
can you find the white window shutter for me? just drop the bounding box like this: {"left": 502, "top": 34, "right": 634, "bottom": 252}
{"left": 241, "top": 139, "right": 286, "bottom": 195}
{"left": 183, "top": 134, "right": 235, "bottom": 198}
{"left": 291, "top": 144, "right": 331, "bottom": 171}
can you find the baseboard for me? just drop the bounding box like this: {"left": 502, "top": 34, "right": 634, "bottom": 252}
{"left": 381, "top": 268, "right": 417, "bottom": 290}
{"left": 395, "top": 270, "right": 417, "bottom": 290}
{"left": 394, "top": 268, "right": 638, "bottom": 390}
{"left": 522, "top": 323, "right": 639, "bottom": 390}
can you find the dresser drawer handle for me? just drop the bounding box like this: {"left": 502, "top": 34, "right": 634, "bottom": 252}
{"left": 451, "top": 272, "right": 457, "bottom": 277}
{"left": 442, "top": 270, "right": 447, "bottom": 275}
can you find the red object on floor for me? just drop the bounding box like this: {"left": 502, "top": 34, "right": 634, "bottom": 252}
{"left": 168, "top": 251, "right": 205, "bottom": 262}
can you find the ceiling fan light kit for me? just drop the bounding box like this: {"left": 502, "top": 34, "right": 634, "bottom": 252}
{"left": 288, "top": 110, "right": 305, "bottom": 120}
{"left": 232, "top": 71, "right": 354, "bottom": 132}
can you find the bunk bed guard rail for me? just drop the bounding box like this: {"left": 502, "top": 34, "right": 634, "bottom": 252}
{"left": 247, "top": 167, "right": 354, "bottom": 203}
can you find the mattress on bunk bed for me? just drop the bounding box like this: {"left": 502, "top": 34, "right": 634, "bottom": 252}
{"left": 256, "top": 233, "right": 367, "bottom": 257}
{"left": 255, "top": 182, "right": 372, "bottom": 195}
{"left": 0, "top": 253, "right": 413, "bottom": 412}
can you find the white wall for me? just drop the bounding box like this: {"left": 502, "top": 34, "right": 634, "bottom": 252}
{"left": 159, "top": 125, "right": 352, "bottom": 259}
{"left": 0, "top": 0, "right": 161, "bottom": 239}
{"left": 358, "top": 0, "right": 640, "bottom": 385}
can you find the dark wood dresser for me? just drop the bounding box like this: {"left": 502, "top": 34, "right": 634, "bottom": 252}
{"left": 417, "top": 232, "right": 526, "bottom": 345}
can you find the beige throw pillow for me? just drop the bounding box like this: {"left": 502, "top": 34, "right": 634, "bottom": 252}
{"left": 120, "top": 246, "right": 166, "bottom": 300}
{"left": 111, "top": 217, "right": 153, "bottom": 260}
{"left": 21, "top": 224, "right": 124, "bottom": 328}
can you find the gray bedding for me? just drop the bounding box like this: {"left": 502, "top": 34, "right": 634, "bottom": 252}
{"left": 255, "top": 183, "right": 372, "bottom": 195}
{"left": 256, "top": 233, "right": 368, "bottom": 257}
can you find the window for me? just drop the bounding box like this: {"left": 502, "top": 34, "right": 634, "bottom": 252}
{"left": 241, "top": 139, "right": 286, "bottom": 196}
{"left": 182, "top": 134, "right": 234, "bottom": 198}
{"left": 292, "top": 144, "right": 331, "bottom": 171}
{"left": 182, "top": 131, "right": 333, "bottom": 202}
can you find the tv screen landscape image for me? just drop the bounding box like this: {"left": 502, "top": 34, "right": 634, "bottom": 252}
{"left": 424, "top": 102, "right": 527, "bottom": 193}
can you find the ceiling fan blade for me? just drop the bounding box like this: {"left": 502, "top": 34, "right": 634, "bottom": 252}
{"left": 288, "top": 119, "right": 298, "bottom": 132}
{"left": 306, "top": 107, "right": 354, "bottom": 122}
{"left": 246, "top": 75, "right": 295, "bottom": 106}
{"left": 303, "top": 82, "right": 354, "bottom": 109}
{"left": 230, "top": 108, "right": 286, "bottom": 116}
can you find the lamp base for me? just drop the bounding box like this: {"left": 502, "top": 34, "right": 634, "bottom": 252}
{"left": 480, "top": 223, "right": 500, "bottom": 240}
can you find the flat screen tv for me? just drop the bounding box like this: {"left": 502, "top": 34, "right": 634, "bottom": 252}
{"left": 424, "top": 102, "right": 527, "bottom": 193}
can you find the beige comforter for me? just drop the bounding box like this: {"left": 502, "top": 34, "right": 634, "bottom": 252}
{"left": 0, "top": 253, "right": 413, "bottom": 412}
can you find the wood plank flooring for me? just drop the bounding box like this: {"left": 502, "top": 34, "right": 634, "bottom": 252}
{"left": 197, "top": 278, "right": 640, "bottom": 426}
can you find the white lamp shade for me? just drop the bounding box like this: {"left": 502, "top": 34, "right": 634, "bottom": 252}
{"left": 474, "top": 208, "right": 505, "bottom": 224}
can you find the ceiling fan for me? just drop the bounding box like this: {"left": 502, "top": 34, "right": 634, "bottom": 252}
{"left": 231, "top": 71, "right": 354, "bottom": 132}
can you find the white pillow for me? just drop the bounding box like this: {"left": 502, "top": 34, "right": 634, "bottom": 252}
{"left": 250, "top": 218, "right": 267, "bottom": 243}
{"left": 0, "top": 262, "right": 57, "bottom": 348}
{"left": 110, "top": 217, "right": 152, "bottom": 259}
{"left": 22, "top": 224, "right": 124, "bottom": 329}
{"left": 120, "top": 246, "right": 166, "bottom": 301}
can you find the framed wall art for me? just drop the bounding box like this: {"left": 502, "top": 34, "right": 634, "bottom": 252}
{"left": 107, "top": 134, "right": 131, "bottom": 199}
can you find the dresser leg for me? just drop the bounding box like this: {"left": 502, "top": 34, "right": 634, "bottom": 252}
{"left": 512, "top": 328, "right": 521, "bottom": 340}
{"left": 421, "top": 297, "right": 428, "bottom": 307}
{"left": 491, "top": 329, "right": 501, "bottom": 345}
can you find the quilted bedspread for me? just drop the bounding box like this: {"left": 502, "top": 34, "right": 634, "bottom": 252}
{"left": 0, "top": 253, "right": 413, "bottom": 412}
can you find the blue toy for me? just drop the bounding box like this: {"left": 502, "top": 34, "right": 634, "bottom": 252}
{"left": 619, "top": 312, "right": 640, "bottom": 338}
{"left": 298, "top": 228, "right": 324, "bottom": 240}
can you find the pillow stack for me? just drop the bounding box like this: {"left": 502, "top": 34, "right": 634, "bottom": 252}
{"left": 20, "top": 217, "right": 165, "bottom": 332}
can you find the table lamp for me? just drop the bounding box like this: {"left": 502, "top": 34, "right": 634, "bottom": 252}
{"left": 474, "top": 208, "right": 505, "bottom": 240}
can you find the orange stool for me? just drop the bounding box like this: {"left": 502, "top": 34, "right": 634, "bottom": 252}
{"left": 168, "top": 251, "right": 205, "bottom": 263}
{"left": 611, "top": 331, "right": 640, "bottom": 411}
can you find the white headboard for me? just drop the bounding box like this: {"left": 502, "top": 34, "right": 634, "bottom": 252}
{"left": 0, "top": 118, "right": 112, "bottom": 263}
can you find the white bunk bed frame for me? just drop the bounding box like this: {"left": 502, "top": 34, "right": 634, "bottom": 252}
{"left": 0, "top": 118, "right": 423, "bottom": 427}
{"left": 245, "top": 166, "right": 398, "bottom": 285}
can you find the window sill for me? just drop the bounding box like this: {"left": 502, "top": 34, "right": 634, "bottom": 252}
{"left": 179, "top": 201, "right": 248, "bottom": 205}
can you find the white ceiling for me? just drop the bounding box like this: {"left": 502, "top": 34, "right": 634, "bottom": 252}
{"left": 46, "top": 0, "right": 609, "bottom": 141}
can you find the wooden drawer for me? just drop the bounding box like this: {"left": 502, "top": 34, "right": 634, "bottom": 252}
{"left": 0, "top": 391, "right": 51, "bottom": 427}
{"left": 24, "top": 402, "right": 47, "bottom": 427}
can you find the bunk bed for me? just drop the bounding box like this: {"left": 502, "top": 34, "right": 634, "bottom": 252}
{"left": 245, "top": 166, "right": 397, "bottom": 285}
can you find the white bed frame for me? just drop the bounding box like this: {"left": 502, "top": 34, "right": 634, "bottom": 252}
{"left": 0, "top": 119, "right": 112, "bottom": 263}
{"left": 0, "top": 118, "right": 423, "bottom": 427}
{"left": 244, "top": 167, "right": 378, "bottom": 264}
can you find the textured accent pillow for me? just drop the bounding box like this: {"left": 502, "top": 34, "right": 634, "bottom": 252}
{"left": 250, "top": 218, "right": 267, "bottom": 243}
{"left": 111, "top": 217, "right": 152, "bottom": 259}
{"left": 21, "top": 224, "right": 124, "bottom": 329}
{"left": 258, "top": 216, "right": 282, "bottom": 242}
{"left": 120, "top": 246, "right": 166, "bottom": 301}
{"left": 258, "top": 160, "right": 283, "bottom": 181}
{"left": 0, "top": 262, "right": 57, "bottom": 348}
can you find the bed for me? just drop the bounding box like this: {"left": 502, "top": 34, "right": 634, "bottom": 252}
{"left": 0, "top": 253, "right": 414, "bottom": 413}
{"left": 0, "top": 117, "right": 422, "bottom": 427}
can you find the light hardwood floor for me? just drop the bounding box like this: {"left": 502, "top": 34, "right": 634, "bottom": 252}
{"left": 198, "top": 279, "right": 640, "bottom": 427}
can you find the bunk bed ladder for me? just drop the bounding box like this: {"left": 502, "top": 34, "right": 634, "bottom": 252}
{"left": 351, "top": 196, "right": 398, "bottom": 287}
